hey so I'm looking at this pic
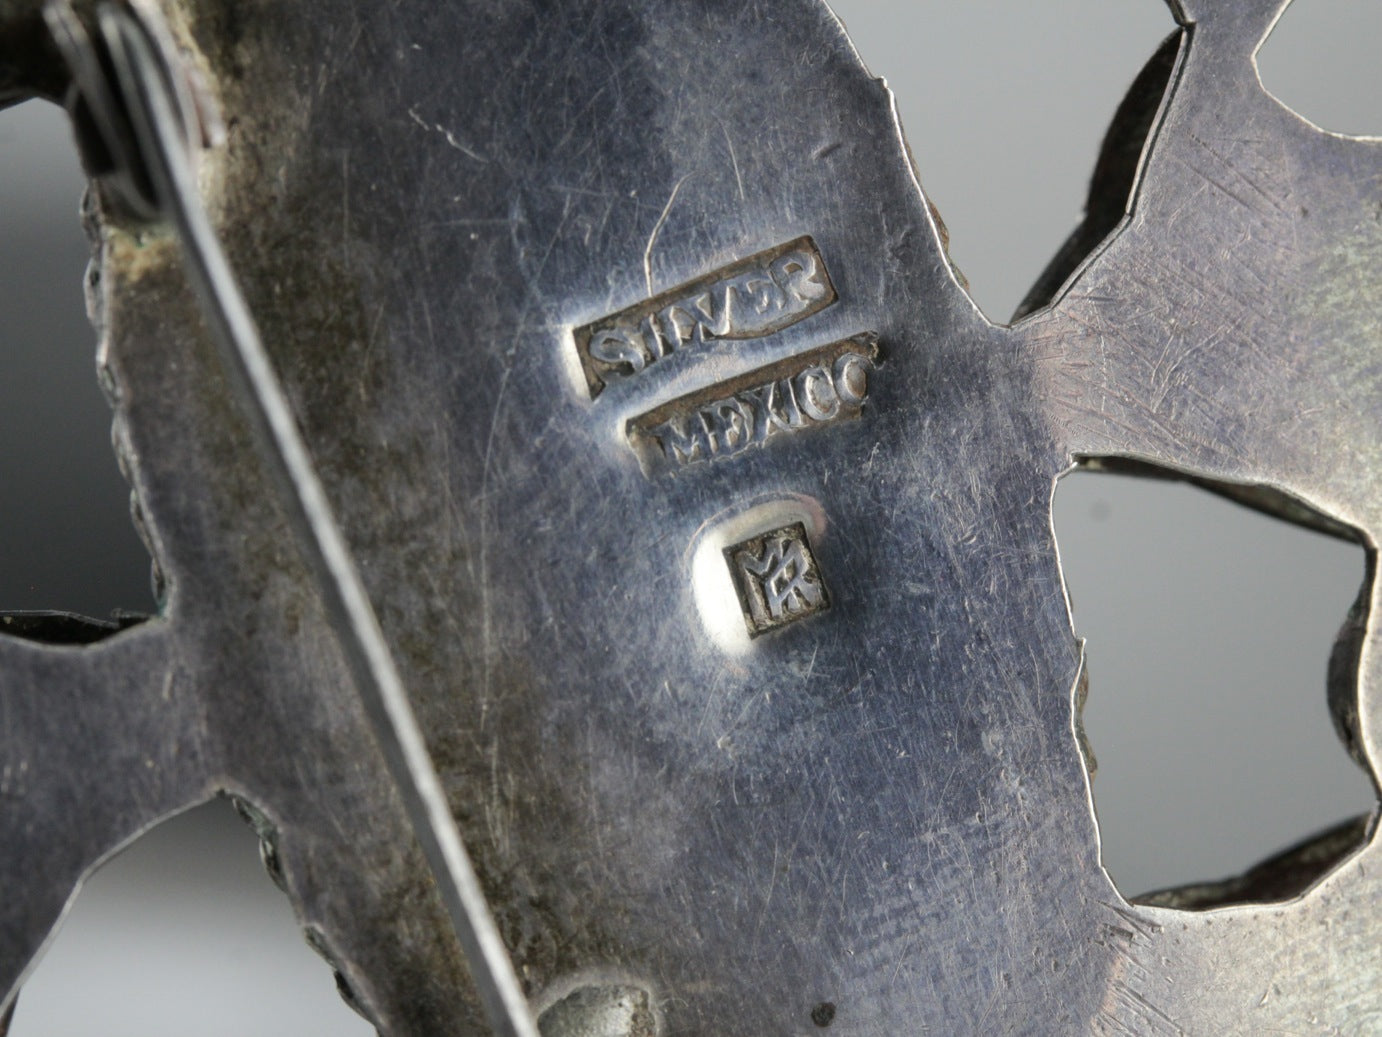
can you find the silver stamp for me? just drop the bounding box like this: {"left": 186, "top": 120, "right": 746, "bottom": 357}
{"left": 574, "top": 236, "right": 837, "bottom": 398}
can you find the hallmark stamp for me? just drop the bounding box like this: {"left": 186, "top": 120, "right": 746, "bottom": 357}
{"left": 725, "top": 523, "right": 830, "bottom": 636}
{"left": 625, "top": 334, "right": 878, "bottom": 476}
{"left": 574, "top": 236, "right": 837, "bottom": 398}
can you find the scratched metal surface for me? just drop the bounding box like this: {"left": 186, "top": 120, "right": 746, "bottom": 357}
{"left": 0, "top": 0, "right": 1379, "bottom": 1033}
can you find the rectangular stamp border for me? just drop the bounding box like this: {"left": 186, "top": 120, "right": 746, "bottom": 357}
{"left": 573, "top": 236, "right": 837, "bottom": 398}
{"left": 625, "top": 334, "right": 880, "bottom": 477}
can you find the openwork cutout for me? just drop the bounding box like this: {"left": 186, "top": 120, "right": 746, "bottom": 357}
{"left": 1256, "top": 0, "right": 1382, "bottom": 138}
{"left": 825, "top": 0, "right": 1179, "bottom": 321}
{"left": 10, "top": 800, "right": 374, "bottom": 1036}
{"left": 0, "top": 100, "right": 154, "bottom": 639}
{"left": 1055, "top": 460, "right": 1378, "bottom": 908}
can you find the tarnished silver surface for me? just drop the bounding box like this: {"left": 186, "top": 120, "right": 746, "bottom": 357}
{"left": 0, "top": 1, "right": 1379, "bottom": 1034}
{"left": 60, "top": 6, "right": 538, "bottom": 1031}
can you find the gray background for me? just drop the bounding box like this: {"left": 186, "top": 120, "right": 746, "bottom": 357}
{"left": 1, "top": 1, "right": 1379, "bottom": 1032}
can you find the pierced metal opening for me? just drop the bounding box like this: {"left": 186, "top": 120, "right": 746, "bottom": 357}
{"left": 825, "top": 0, "right": 1178, "bottom": 322}
{"left": 1054, "top": 461, "right": 1377, "bottom": 907}
{"left": 9, "top": 800, "right": 374, "bottom": 1037}
{"left": 0, "top": 99, "right": 154, "bottom": 638}
{"left": 1256, "top": 0, "right": 1382, "bottom": 137}
{"left": 1012, "top": 28, "right": 1184, "bottom": 321}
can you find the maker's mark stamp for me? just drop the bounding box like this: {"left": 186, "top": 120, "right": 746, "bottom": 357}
{"left": 725, "top": 522, "right": 830, "bottom": 637}
{"left": 574, "top": 236, "right": 837, "bottom": 398}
